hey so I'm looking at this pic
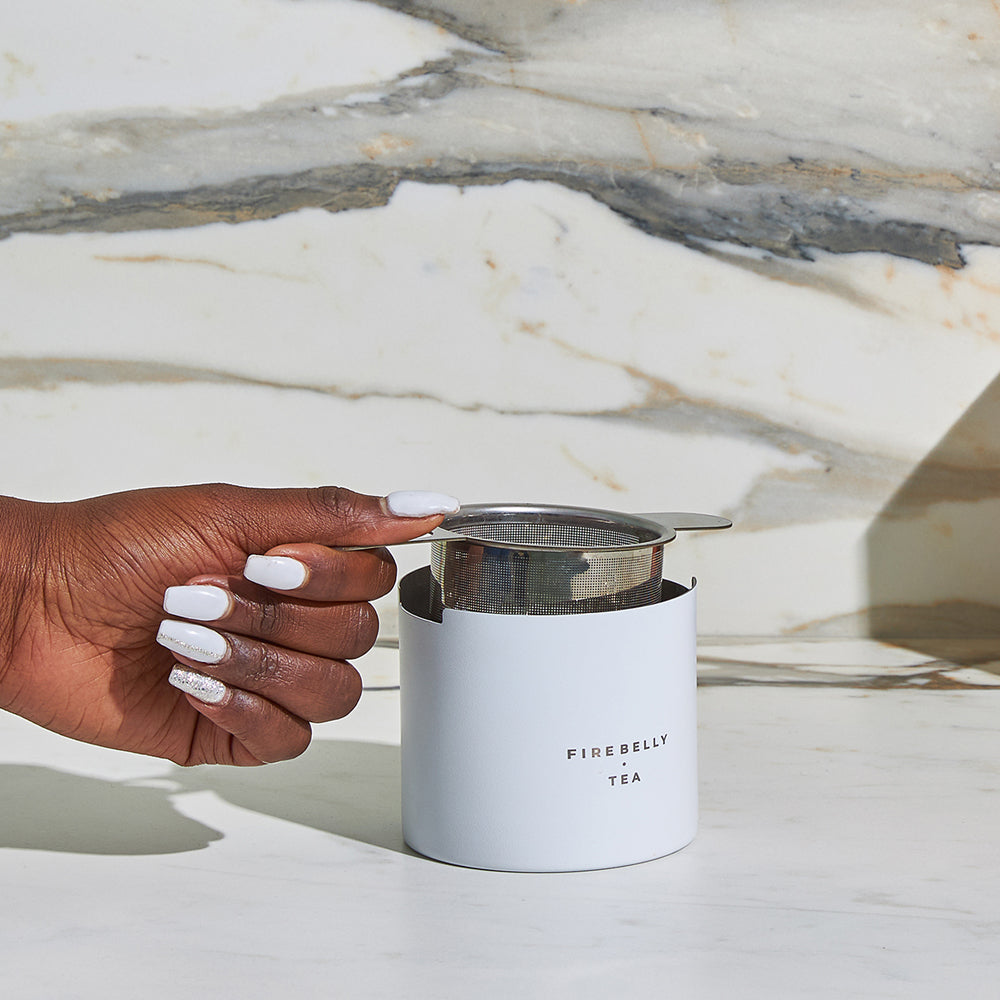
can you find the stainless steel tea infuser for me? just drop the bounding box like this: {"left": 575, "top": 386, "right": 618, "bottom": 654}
{"left": 361, "top": 503, "right": 730, "bottom": 617}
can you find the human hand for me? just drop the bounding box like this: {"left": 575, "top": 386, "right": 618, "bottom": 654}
{"left": 0, "top": 485, "right": 458, "bottom": 765}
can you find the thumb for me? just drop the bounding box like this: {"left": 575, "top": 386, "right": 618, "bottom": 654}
{"left": 197, "top": 485, "right": 460, "bottom": 552}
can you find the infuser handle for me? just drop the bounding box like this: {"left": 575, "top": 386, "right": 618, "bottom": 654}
{"left": 340, "top": 524, "right": 465, "bottom": 550}
{"left": 639, "top": 512, "right": 733, "bottom": 532}
{"left": 343, "top": 511, "right": 732, "bottom": 550}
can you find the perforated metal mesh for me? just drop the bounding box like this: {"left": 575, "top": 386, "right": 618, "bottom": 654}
{"left": 428, "top": 505, "right": 666, "bottom": 617}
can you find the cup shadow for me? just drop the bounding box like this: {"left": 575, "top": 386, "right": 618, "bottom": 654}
{"left": 866, "top": 370, "right": 1000, "bottom": 668}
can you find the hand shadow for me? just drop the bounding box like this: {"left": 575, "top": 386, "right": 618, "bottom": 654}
{"left": 0, "top": 742, "right": 409, "bottom": 857}
{"left": 169, "top": 740, "right": 412, "bottom": 855}
{"left": 0, "top": 764, "right": 222, "bottom": 855}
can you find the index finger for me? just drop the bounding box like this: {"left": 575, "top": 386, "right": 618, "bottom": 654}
{"left": 239, "top": 487, "right": 460, "bottom": 549}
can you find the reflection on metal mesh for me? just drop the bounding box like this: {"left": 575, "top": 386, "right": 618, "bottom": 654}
{"left": 429, "top": 508, "right": 665, "bottom": 617}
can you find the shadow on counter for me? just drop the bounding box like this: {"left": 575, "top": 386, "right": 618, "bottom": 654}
{"left": 0, "top": 764, "right": 222, "bottom": 854}
{"left": 866, "top": 370, "right": 1000, "bottom": 670}
{"left": 173, "top": 739, "right": 411, "bottom": 855}
{"left": 1, "top": 742, "right": 408, "bottom": 856}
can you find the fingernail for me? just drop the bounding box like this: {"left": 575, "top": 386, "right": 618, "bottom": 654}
{"left": 385, "top": 490, "right": 460, "bottom": 517}
{"left": 168, "top": 666, "right": 228, "bottom": 705}
{"left": 243, "top": 554, "right": 307, "bottom": 590}
{"left": 156, "top": 620, "right": 228, "bottom": 664}
{"left": 163, "top": 584, "right": 233, "bottom": 622}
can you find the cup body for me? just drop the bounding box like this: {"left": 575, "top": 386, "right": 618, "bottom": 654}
{"left": 399, "top": 568, "right": 698, "bottom": 872}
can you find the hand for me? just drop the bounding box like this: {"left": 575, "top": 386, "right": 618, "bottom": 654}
{"left": 0, "top": 484, "right": 458, "bottom": 765}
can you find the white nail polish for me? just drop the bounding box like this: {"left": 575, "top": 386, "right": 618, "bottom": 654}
{"left": 163, "top": 584, "right": 233, "bottom": 622}
{"left": 168, "top": 666, "right": 227, "bottom": 705}
{"left": 156, "top": 620, "right": 228, "bottom": 664}
{"left": 243, "top": 554, "right": 307, "bottom": 590}
{"left": 386, "top": 490, "right": 460, "bottom": 517}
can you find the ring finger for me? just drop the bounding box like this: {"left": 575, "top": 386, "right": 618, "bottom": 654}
{"left": 157, "top": 620, "right": 363, "bottom": 723}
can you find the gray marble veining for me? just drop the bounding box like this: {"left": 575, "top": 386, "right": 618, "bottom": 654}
{"left": 3, "top": 0, "right": 1000, "bottom": 269}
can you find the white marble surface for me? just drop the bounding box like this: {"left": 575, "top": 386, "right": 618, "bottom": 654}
{"left": 3, "top": 0, "right": 1000, "bottom": 653}
{"left": 2, "top": 644, "right": 998, "bottom": 999}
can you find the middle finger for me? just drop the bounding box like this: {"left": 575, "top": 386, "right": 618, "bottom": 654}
{"left": 163, "top": 576, "right": 379, "bottom": 659}
{"left": 243, "top": 543, "right": 397, "bottom": 602}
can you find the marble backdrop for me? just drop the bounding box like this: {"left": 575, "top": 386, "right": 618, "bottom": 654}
{"left": 3, "top": 0, "right": 1000, "bottom": 651}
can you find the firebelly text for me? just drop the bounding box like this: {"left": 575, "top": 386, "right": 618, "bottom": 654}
{"left": 565, "top": 734, "right": 668, "bottom": 760}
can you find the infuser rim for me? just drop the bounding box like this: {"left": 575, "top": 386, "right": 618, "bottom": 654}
{"left": 436, "top": 502, "right": 677, "bottom": 552}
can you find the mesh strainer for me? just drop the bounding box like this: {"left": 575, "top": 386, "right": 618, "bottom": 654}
{"left": 421, "top": 503, "right": 730, "bottom": 618}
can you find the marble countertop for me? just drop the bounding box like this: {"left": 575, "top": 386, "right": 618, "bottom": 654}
{"left": 3, "top": 640, "right": 997, "bottom": 999}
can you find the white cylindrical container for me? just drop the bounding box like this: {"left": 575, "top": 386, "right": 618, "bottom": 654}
{"left": 399, "top": 568, "right": 698, "bottom": 872}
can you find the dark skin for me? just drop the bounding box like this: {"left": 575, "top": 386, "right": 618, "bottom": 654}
{"left": 0, "top": 484, "right": 447, "bottom": 765}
